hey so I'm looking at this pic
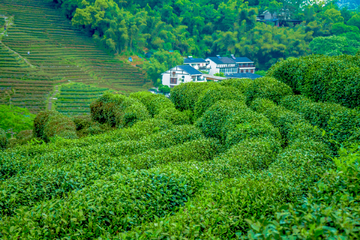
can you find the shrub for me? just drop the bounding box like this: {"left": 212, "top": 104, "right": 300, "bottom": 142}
{"left": 196, "top": 100, "right": 247, "bottom": 139}
{"left": 219, "top": 78, "right": 253, "bottom": 93}
{"left": 154, "top": 108, "right": 190, "bottom": 125}
{"left": 249, "top": 97, "right": 277, "bottom": 114}
{"left": 90, "top": 92, "right": 127, "bottom": 126}
{"left": 72, "top": 115, "right": 92, "bottom": 131}
{"left": 118, "top": 101, "right": 151, "bottom": 127}
{"left": 129, "top": 91, "right": 158, "bottom": 112}
{"left": 0, "top": 128, "right": 7, "bottom": 149}
{"left": 268, "top": 55, "right": 360, "bottom": 109}
{"left": 194, "top": 86, "right": 246, "bottom": 119}
{"left": 217, "top": 137, "right": 281, "bottom": 173}
{"left": 245, "top": 77, "right": 293, "bottom": 104}
{"left": 33, "top": 110, "right": 59, "bottom": 140}
{"left": 148, "top": 94, "right": 175, "bottom": 116}
{"left": 43, "top": 114, "right": 78, "bottom": 142}
{"left": 171, "top": 82, "right": 217, "bottom": 111}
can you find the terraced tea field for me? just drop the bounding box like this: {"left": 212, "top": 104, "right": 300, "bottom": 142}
{"left": 54, "top": 83, "right": 108, "bottom": 116}
{"left": 0, "top": 0, "right": 149, "bottom": 114}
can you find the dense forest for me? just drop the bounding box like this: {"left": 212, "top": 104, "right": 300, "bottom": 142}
{"left": 50, "top": 0, "right": 360, "bottom": 75}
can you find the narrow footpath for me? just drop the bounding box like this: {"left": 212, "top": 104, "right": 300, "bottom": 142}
{"left": 48, "top": 85, "right": 59, "bottom": 110}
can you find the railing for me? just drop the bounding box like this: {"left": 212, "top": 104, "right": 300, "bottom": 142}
{"left": 239, "top": 64, "right": 255, "bottom": 67}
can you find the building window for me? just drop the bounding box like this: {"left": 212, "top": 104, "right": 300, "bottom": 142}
{"left": 251, "top": 69, "right": 254, "bottom": 73}
{"left": 170, "top": 78, "right": 177, "bottom": 84}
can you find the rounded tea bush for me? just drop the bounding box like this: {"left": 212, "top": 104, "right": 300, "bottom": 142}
{"left": 90, "top": 92, "right": 127, "bottom": 126}
{"left": 171, "top": 82, "right": 217, "bottom": 111}
{"left": 249, "top": 98, "right": 277, "bottom": 114}
{"left": 194, "top": 86, "right": 246, "bottom": 119}
{"left": 119, "top": 101, "right": 151, "bottom": 127}
{"left": 154, "top": 108, "right": 190, "bottom": 125}
{"left": 33, "top": 110, "right": 59, "bottom": 140}
{"left": 43, "top": 114, "right": 78, "bottom": 142}
{"left": 219, "top": 78, "right": 253, "bottom": 93}
{"left": 73, "top": 115, "right": 92, "bottom": 131}
{"left": 129, "top": 91, "right": 158, "bottom": 113}
{"left": 148, "top": 94, "right": 175, "bottom": 116}
{"left": 0, "top": 128, "right": 7, "bottom": 149}
{"left": 245, "top": 77, "right": 293, "bottom": 104}
{"left": 196, "top": 100, "right": 247, "bottom": 139}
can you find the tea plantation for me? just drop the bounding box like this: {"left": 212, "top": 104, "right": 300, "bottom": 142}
{"left": 0, "top": 0, "right": 149, "bottom": 114}
{"left": 0, "top": 57, "right": 359, "bottom": 238}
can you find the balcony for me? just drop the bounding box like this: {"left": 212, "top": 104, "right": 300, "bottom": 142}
{"left": 239, "top": 64, "right": 255, "bottom": 68}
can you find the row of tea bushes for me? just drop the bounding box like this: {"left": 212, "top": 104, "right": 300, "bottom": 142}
{"left": 0, "top": 136, "right": 222, "bottom": 237}
{"left": 267, "top": 54, "right": 360, "bottom": 109}
{"left": 280, "top": 95, "right": 360, "bottom": 147}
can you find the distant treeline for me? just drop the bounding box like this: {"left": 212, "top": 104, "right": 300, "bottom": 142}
{"left": 51, "top": 0, "right": 360, "bottom": 70}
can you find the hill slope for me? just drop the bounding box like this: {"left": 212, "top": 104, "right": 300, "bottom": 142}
{"left": 0, "top": 0, "right": 149, "bottom": 113}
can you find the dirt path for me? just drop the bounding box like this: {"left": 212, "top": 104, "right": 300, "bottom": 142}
{"left": 48, "top": 85, "right": 59, "bottom": 110}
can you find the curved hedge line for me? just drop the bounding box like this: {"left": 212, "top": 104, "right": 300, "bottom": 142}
{"left": 219, "top": 78, "right": 253, "bottom": 93}
{"left": 194, "top": 86, "right": 246, "bottom": 119}
{"left": 43, "top": 115, "right": 78, "bottom": 142}
{"left": 245, "top": 77, "right": 293, "bottom": 104}
{"left": 171, "top": 82, "right": 216, "bottom": 112}
{"left": 154, "top": 108, "right": 190, "bottom": 125}
{"left": 268, "top": 55, "right": 360, "bottom": 109}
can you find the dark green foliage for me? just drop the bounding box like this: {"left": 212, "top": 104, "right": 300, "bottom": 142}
{"left": 268, "top": 55, "right": 360, "bottom": 109}
{"left": 0, "top": 128, "right": 7, "bottom": 150}
{"left": 90, "top": 92, "right": 127, "bottom": 126}
{"left": 73, "top": 115, "right": 92, "bottom": 131}
{"left": 196, "top": 100, "right": 247, "bottom": 140}
{"left": 245, "top": 77, "right": 293, "bottom": 104}
{"left": 33, "top": 110, "right": 58, "bottom": 140}
{"left": 219, "top": 78, "right": 253, "bottom": 93}
{"left": 43, "top": 115, "right": 78, "bottom": 142}
{"left": 194, "top": 86, "right": 246, "bottom": 119}
{"left": 171, "top": 82, "right": 216, "bottom": 112}
{"left": 154, "top": 108, "right": 190, "bottom": 125}
{"left": 119, "top": 101, "right": 151, "bottom": 127}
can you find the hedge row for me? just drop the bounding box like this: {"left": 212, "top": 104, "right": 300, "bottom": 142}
{"left": 0, "top": 139, "right": 217, "bottom": 238}
{"left": 116, "top": 122, "right": 331, "bottom": 239}
{"left": 129, "top": 91, "right": 175, "bottom": 116}
{"left": 219, "top": 78, "right": 253, "bottom": 93}
{"left": 250, "top": 98, "right": 326, "bottom": 146}
{"left": 280, "top": 95, "right": 360, "bottom": 147}
{"left": 0, "top": 125, "right": 205, "bottom": 216}
{"left": 267, "top": 55, "right": 360, "bottom": 109}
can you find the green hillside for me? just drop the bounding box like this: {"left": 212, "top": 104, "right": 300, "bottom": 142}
{"left": 0, "top": 0, "right": 149, "bottom": 114}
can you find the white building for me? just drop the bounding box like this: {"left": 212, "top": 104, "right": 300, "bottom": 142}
{"left": 183, "top": 56, "right": 210, "bottom": 73}
{"left": 205, "top": 55, "right": 255, "bottom": 75}
{"left": 161, "top": 65, "right": 206, "bottom": 88}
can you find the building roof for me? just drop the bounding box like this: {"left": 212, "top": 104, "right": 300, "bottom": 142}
{"left": 226, "top": 73, "right": 263, "bottom": 79}
{"left": 184, "top": 57, "right": 206, "bottom": 64}
{"left": 234, "top": 57, "right": 253, "bottom": 63}
{"left": 206, "top": 57, "right": 236, "bottom": 64}
{"left": 178, "top": 65, "right": 203, "bottom": 75}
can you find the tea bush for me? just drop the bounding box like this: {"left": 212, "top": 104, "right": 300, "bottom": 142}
{"left": 147, "top": 94, "right": 175, "bottom": 116}
{"left": 194, "top": 86, "right": 246, "bottom": 119}
{"left": 268, "top": 55, "right": 360, "bottom": 109}
{"left": 33, "top": 110, "right": 58, "bottom": 139}
{"left": 196, "top": 100, "right": 247, "bottom": 140}
{"left": 219, "top": 78, "right": 253, "bottom": 93}
{"left": 245, "top": 77, "right": 293, "bottom": 104}
{"left": 154, "top": 108, "right": 190, "bottom": 125}
{"left": 171, "top": 82, "right": 216, "bottom": 111}
{"left": 43, "top": 114, "right": 78, "bottom": 142}
{"left": 0, "top": 128, "right": 7, "bottom": 150}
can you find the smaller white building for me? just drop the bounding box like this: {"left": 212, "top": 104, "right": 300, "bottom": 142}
{"left": 183, "top": 56, "right": 209, "bottom": 72}
{"left": 162, "top": 65, "right": 206, "bottom": 88}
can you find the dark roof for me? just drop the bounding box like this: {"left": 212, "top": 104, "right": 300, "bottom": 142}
{"left": 184, "top": 58, "right": 206, "bottom": 64}
{"left": 226, "top": 73, "right": 263, "bottom": 79}
{"left": 234, "top": 57, "right": 253, "bottom": 63}
{"left": 178, "top": 65, "right": 203, "bottom": 75}
{"left": 207, "top": 57, "right": 236, "bottom": 64}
